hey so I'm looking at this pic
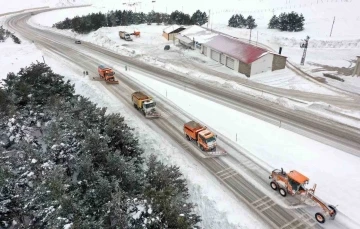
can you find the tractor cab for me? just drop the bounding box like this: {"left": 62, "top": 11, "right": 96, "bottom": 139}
{"left": 287, "top": 170, "right": 309, "bottom": 194}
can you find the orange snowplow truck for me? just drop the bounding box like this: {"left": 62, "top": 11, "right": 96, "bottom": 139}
{"left": 97, "top": 65, "right": 119, "bottom": 84}
{"left": 184, "top": 121, "right": 217, "bottom": 151}
{"left": 269, "top": 168, "right": 337, "bottom": 224}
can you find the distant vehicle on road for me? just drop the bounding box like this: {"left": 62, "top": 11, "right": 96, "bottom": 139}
{"left": 75, "top": 40, "right": 81, "bottom": 44}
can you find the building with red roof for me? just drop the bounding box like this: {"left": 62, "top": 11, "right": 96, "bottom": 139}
{"left": 201, "top": 35, "right": 287, "bottom": 77}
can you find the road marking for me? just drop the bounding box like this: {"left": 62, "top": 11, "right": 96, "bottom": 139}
{"left": 280, "top": 218, "right": 299, "bottom": 229}
{"left": 221, "top": 171, "right": 239, "bottom": 180}
{"left": 255, "top": 198, "right": 273, "bottom": 209}
{"left": 216, "top": 167, "right": 233, "bottom": 175}
{"left": 251, "top": 196, "right": 269, "bottom": 205}
{"left": 259, "top": 202, "right": 276, "bottom": 212}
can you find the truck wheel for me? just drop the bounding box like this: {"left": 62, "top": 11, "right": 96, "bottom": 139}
{"left": 200, "top": 145, "right": 205, "bottom": 151}
{"left": 133, "top": 104, "right": 137, "bottom": 109}
{"left": 186, "top": 135, "right": 190, "bottom": 141}
{"left": 270, "top": 181, "right": 278, "bottom": 190}
{"left": 142, "top": 110, "right": 146, "bottom": 116}
{"left": 315, "top": 213, "right": 325, "bottom": 224}
{"left": 279, "top": 188, "right": 287, "bottom": 197}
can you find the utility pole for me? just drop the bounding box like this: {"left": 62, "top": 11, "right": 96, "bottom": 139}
{"left": 330, "top": 16, "right": 335, "bottom": 37}
{"left": 249, "top": 29, "right": 252, "bottom": 43}
{"left": 300, "top": 36, "right": 310, "bottom": 66}
{"left": 207, "top": 10, "right": 210, "bottom": 28}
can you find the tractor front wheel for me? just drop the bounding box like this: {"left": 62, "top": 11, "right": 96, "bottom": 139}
{"left": 315, "top": 213, "right": 326, "bottom": 224}
{"left": 270, "top": 181, "right": 278, "bottom": 190}
{"left": 279, "top": 188, "right": 287, "bottom": 197}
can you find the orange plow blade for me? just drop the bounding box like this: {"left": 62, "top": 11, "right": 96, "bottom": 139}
{"left": 106, "top": 80, "right": 119, "bottom": 84}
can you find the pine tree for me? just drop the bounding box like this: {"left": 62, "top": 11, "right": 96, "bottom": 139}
{"left": 246, "top": 15, "right": 257, "bottom": 29}
{"left": 276, "top": 12, "right": 305, "bottom": 32}
{"left": 278, "top": 12, "right": 289, "bottom": 31}
{"left": 268, "top": 15, "right": 279, "bottom": 29}
{"left": 228, "top": 15, "right": 237, "bottom": 27}
{"left": 191, "top": 10, "right": 208, "bottom": 26}
{"left": 1, "top": 59, "right": 202, "bottom": 228}
{"left": 236, "top": 14, "right": 246, "bottom": 28}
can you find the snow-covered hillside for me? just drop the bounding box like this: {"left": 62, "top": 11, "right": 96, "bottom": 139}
{"left": 0, "top": 0, "right": 87, "bottom": 14}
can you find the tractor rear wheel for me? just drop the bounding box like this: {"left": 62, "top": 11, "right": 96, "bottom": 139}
{"left": 279, "top": 188, "right": 287, "bottom": 197}
{"left": 328, "top": 205, "right": 337, "bottom": 218}
{"left": 315, "top": 213, "right": 326, "bottom": 224}
{"left": 270, "top": 181, "right": 278, "bottom": 190}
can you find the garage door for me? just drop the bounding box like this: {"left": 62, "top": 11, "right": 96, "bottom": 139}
{"left": 226, "top": 57, "right": 235, "bottom": 69}
{"left": 203, "top": 46, "right": 207, "bottom": 56}
{"left": 211, "top": 50, "right": 220, "bottom": 62}
{"left": 220, "top": 54, "right": 226, "bottom": 65}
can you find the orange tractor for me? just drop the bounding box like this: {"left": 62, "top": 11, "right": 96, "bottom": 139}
{"left": 269, "top": 168, "right": 337, "bottom": 224}
{"left": 95, "top": 65, "right": 119, "bottom": 84}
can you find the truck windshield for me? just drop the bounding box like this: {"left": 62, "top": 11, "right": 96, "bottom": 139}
{"left": 206, "top": 136, "right": 216, "bottom": 143}
{"left": 144, "top": 103, "right": 156, "bottom": 109}
{"left": 106, "top": 72, "right": 114, "bottom": 76}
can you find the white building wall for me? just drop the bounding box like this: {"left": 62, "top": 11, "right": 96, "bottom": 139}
{"left": 206, "top": 45, "right": 211, "bottom": 57}
{"left": 250, "top": 54, "right": 273, "bottom": 75}
{"left": 234, "top": 59, "right": 240, "bottom": 72}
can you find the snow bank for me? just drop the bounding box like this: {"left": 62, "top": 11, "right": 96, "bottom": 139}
{"left": 0, "top": 0, "right": 86, "bottom": 14}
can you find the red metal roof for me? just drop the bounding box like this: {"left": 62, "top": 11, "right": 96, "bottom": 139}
{"left": 203, "top": 35, "right": 269, "bottom": 64}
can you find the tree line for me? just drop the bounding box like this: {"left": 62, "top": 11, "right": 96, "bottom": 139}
{"left": 53, "top": 9, "right": 208, "bottom": 34}
{"left": 268, "top": 11, "right": 305, "bottom": 31}
{"left": 0, "top": 63, "right": 201, "bottom": 228}
{"left": 228, "top": 11, "right": 305, "bottom": 32}
{"left": 228, "top": 14, "right": 257, "bottom": 29}
{"left": 0, "top": 26, "right": 21, "bottom": 44}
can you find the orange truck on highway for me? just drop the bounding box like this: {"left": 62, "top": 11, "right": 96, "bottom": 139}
{"left": 184, "top": 121, "right": 218, "bottom": 151}
{"left": 96, "top": 65, "right": 119, "bottom": 84}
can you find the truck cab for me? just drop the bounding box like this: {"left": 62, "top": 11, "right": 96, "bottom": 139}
{"left": 124, "top": 33, "right": 132, "bottom": 41}
{"left": 197, "top": 129, "right": 217, "bottom": 150}
{"left": 142, "top": 100, "right": 156, "bottom": 114}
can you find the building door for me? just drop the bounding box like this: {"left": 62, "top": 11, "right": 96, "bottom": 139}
{"left": 203, "top": 46, "right": 207, "bottom": 56}
{"left": 220, "top": 54, "right": 226, "bottom": 65}
{"left": 211, "top": 50, "right": 220, "bottom": 62}
{"left": 226, "top": 57, "right": 235, "bottom": 69}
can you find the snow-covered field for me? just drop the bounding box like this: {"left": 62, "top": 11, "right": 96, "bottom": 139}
{"left": 0, "top": 0, "right": 87, "bottom": 14}
{"left": 0, "top": 35, "right": 268, "bottom": 229}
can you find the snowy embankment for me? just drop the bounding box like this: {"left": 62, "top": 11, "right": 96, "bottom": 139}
{"left": 0, "top": 34, "right": 268, "bottom": 229}
{"left": 119, "top": 67, "right": 360, "bottom": 227}
{"left": 0, "top": 0, "right": 87, "bottom": 14}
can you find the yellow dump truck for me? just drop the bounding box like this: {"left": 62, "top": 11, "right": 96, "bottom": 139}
{"left": 132, "top": 91, "right": 161, "bottom": 118}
